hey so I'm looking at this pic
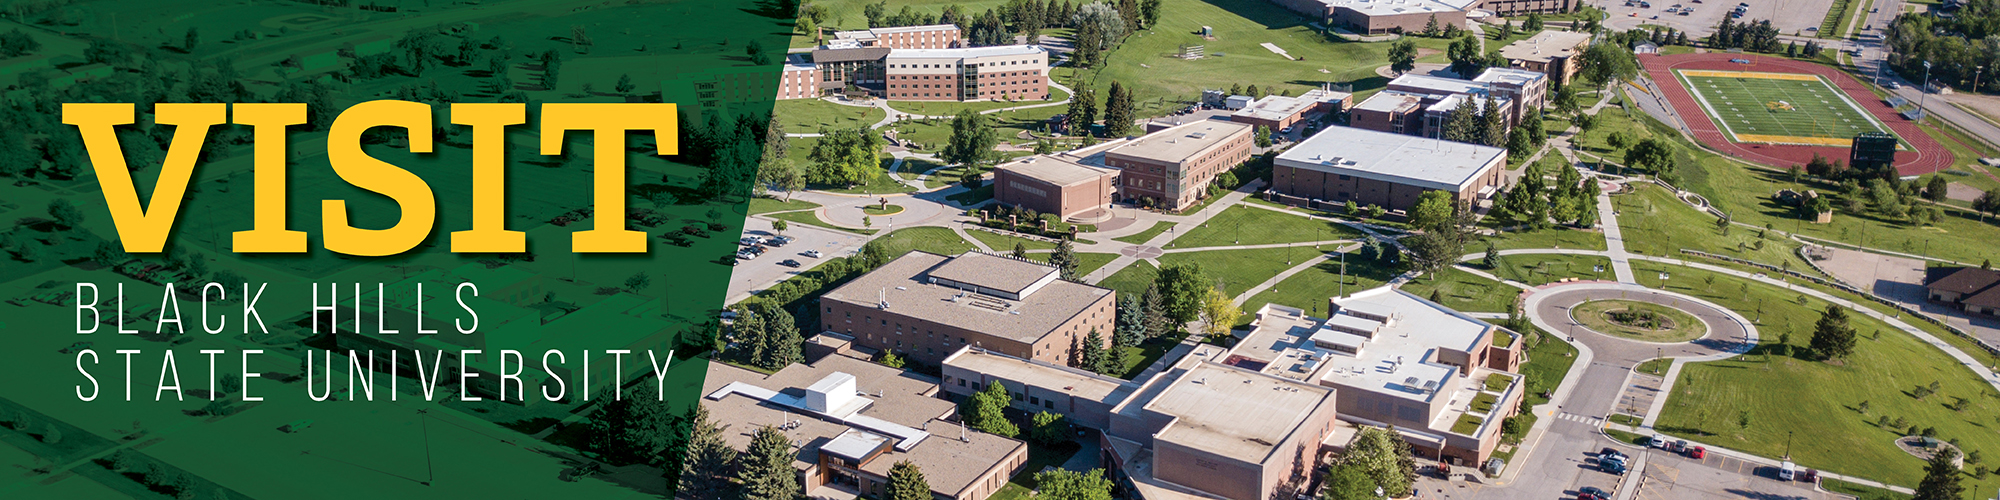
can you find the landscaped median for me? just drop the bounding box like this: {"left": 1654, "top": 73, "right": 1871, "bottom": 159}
{"left": 1569, "top": 299, "right": 1707, "bottom": 343}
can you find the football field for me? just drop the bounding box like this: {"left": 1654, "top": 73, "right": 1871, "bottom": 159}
{"left": 1675, "top": 69, "right": 1901, "bottom": 147}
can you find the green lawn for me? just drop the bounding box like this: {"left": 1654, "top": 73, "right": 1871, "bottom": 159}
{"left": 985, "top": 440, "right": 1083, "bottom": 500}
{"left": 773, "top": 98, "right": 886, "bottom": 132}
{"left": 1084, "top": 0, "right": 1457, "bottom": 110}
{"left": 1238, "top": 252, "right": 1403, "bottom": 318}
{"left": 870, "top": 227, "right": 979, "bottom": 258}
{"left": 1166, "top": 205, "right": 1362, "bottom": 248}
{"left": 1636, "top": 357, "right": 1672, "bottom": 377}
{"left": 888, "top": 84, "right": 1069, "bottom": 117}
{"left": 764, "top": 210, "right": 874, "bottom": 235}
{"left": 1400, "top": 267, "right": 1520, "bottom": 313}
{"left": 1496, "top": 254, "right": 1612, "bottom": 284}
{"left": 1517, "top": 326, "right": 1578, "bottom": 408}
{"left": 1095, "top": 261, "right": 1159, "bottom": 298}
{"left": 748, "top": 196, "right": 821, "bottom": 215}
{"left": 1597, "top": 100, "right": 1999, "bottom": 265}
{"left": 1157, "top": 247, "right": 1307, "bottom": 300}
{"left": 1112, "top": 221, "right": 1174, "bottom": 244}
{"left": 1572, "top": 299, "right": 1708, "bottom": 343}
{"left": 1614, "top": 183, "right": 1814, "bottom": 270}
{"left": 969, "top": 229, "right": 1060, "bottom": 252}
{"left": 1479, "top": 226, "right": 1609, "bottom": 252}
{"left": 1638, "top": 260, "right": 2000, "bottom": 493}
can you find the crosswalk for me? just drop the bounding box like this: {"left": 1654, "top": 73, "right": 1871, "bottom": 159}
{"left": 1555, "top": 412, "right": 1605, "bottom": 425}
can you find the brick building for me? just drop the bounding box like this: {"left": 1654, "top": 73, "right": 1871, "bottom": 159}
{"left": 1267, "top": 0, "right": 1570, "bottom": 34}
{"left": 993, "top": 153, "right": 1121, "bottom": 219}
{"left": 1228, "top": 88, "right": 1351, "bottom": 131}
{"left": 818, "top": 252, "right": 1116, "bottom": 368}
{"left": 1103, "top": 120, "right": 1255, "bottom": 211}
{"left": 884, "top": 45, "right": 1049, "bottom": 101}
{"left": 1271, "top": 125, "right": 1505, "bottom": 212}
{"left": 1497, "top": 31, "right": 1592, "bottom": 87}
{"left": 832, "top": 24, "right": 963, "bottom": 49}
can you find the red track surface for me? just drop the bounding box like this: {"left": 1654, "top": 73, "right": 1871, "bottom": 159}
{"left": 1641, "top": 53, "right": 1953, "bottom": 176}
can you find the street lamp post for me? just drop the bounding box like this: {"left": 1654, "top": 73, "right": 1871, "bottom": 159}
{"left": 1918, "top": 61, "right": 1933, "bottom": 124}
{"left": 1977, "top": 66, "right": 1987, "bottom": 95}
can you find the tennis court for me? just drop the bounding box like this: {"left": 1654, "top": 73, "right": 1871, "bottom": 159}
{"left": 1675, "top": 69, "right": 1901, "bottom": 147}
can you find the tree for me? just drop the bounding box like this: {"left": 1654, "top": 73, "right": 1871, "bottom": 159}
{"left": 1624, "top": 138, "right": 1676, "bottom": 174}
{"left": 738, "top": 426, "right": 802, "bottom": 500}
{"left": 1442, "top": 96, "right": 1481, "bottom": 144}
{"left": 1388, "top": 39, "right": 1418, "bottom": 75}
{"left": 1103, "top": 81, "right": 1135, "bottom": 137}
{"left": 1322, "top": 460, "right": 1380, "bottom": 500}
{"left": 1423, "top": 14, "right": 1441, "bottom": 37}
{"left": 886, "top": 461, "right": 932, "bottom": 500}
{"left": 1013, "top": 242, "right": 1030, "bottom": 258}
{"left": 1913, "top": 447, "right": 1964, "bottom": 500}
{"left": 1447, "top": 34, "right": 1485, "bottom": 78}
{"left": 679, "top": 404, "right": 738, "bottom": 500}
{"left": 184, "top": 28, "right": 200, "bottom": 53}
{"left": 1141, "top": 285, "right": 1169, "bottom": 339}
{"left": 1034, "top": 469, "right": 1114, "bottom": 500}
{"left": 1066, "top": 87, "right": 1098, "bottom": 134}
{"left": 1156, "top": 263, "right": 1211, "bottom": 323}
{"left": 1579, "top": 42, "right": 1639, "bottom": 88}
{"left": 807, "top": 127, "right": 884, "bottom": 187}
{"left": 1975, "top": 188, "right": 2000, "bottom": 221}
{"left": 1254, "top": 126, "right": 1273, "bottom": 148}
{"left": 1051, "top": 238, "right": 1080, "bottom": 281}
{"left": 1078, "top": 328, "right": 1107, "bottom": 372}
{"left": 1140, "top": 0, "right": 1163, "bottom": 27}
{"left": 1525, "top": 12, "right": 1545, "bottom": 31}
{"left": 1198, "top": 288, "right": 1240, "bottom": 339}
{"left": 1411, "top": 190, "right": 1456, "bottom": 232}
{"left": 1484, "top": 242, "right": 1501, "bottom": 269}
{"left": 1923, "top": 174, "right": 1949, "bottom": 203}
{"left": 963, "top": 381, "right": 1020, "bottom": 438}
{"left": 1346, "top": 427, "right": 1416, "bottom": 496}
{"left": 942, "top": 109, "right": 998, "bottom": 169}
{"left": 47, "top": 199, "right": 83, "bottom": 229}
{"left": 1810, "top": 304, "right": 1858, "bottom": 360}
{"left": 616, "top": 73, "right": 636, "bottom": 96}
{"left": 625, "top": 272, "right": 652, "bottom": 293}
{"left": 1030, "top": 411, "right": 1073, "bottom": 445}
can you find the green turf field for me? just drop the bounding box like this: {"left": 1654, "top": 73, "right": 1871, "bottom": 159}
{"left": 1675, "top": 69, "right": 1899, "bottom": 147}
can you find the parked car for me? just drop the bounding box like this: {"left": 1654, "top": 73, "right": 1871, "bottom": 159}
{"left": 1600, "top": 458, "right": 1627, "bottom": 475}
{"left": 803, "top": 250, "right": 824, "bottom": 258}
{"left": 1650, "top": 434, "right": 1670, "bottom": 449}
{"left": 1673, "top": 440, "right": 1689, "bottom": 453}
{"left": 1887, "top": 81, "right": 1902, "bottom": 89}
{"left": 1600, "top": 448, "right": 1628, "bottom": 462}
{"left": 779, "top": 259, "right": 802, "bottom": 268}
{"left": 736, "top": 251, "right": 758, "bottom": 260}
{"left": 1778, "top": 461, "right": 1798, "bottom": 481}
{"left": 1800, "top": 468, "right": 1820, "bottom": 484}
{"left": 1578, "top": 486, "right": 1611, "bottom": 500}
{"left": 1687, "top": 446, "right": 1707, "bottom": 459}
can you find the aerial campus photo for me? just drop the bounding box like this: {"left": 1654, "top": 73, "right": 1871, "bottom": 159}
{"left": 1, "top": 0, "right": 2000, "bottom": 499}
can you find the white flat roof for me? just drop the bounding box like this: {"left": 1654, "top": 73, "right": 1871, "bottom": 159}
{"left": 1389, "top": 74, "right": 1490, "bottom": 96}
{"left": 1473, "top": 67, "right": 1546, "bottom": 86}
{"left": 1353, "top": 91, "right": 1422, "bottom": 113}
{"left": 887, "top": 45, "right": 1046, "bottom": 60}
{"left": 1312, "top": 288, "right": 1493, "bottom": 403}
{"left": 1498, "top": 31, "right": 1594, "bottom": 63}
{"left": 1316, "top": 0, "right": 1480, "bottom": 15}
{"left": 1275, "top": 125, "right": 1504, "bottom": 191}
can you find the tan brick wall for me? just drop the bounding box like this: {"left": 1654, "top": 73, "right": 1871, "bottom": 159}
{"left": 820, "top": 292, "right": 1115, "bottom": 367}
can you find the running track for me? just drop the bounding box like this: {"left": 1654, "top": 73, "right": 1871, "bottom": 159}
{"left": 1643, "top": 53, "right": 1953, "bottom": 176}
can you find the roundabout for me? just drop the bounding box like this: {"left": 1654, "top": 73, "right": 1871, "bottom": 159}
{"left": 1525, "top": 283, "right": 1758, "bottom": 358}
{"left": 1569, "top": 299, "right": 1709, "bottom": 344}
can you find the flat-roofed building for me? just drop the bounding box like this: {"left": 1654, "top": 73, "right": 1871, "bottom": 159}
{"left": 1472, "top": 67, "right": 1548, "bottom": 122}
{"left": 1348, "top": 91, "right": 1426, "bottom": 136}
{"left": 1229, "top": 88, "right": 1352, "bottom": 131}
{"left": 1103, "top": 120, "right": 1255, "bottom": 211}
{"left": 884, "top": 45, "right": 1049, "bottom": 101}
{"left": 819, "top": 252, "right": 1116, "bottom": 368}
{"left": 1271, "top": 125, "right": 1506, "bottom": 211}
{"left": 780, "top": 54, "right": 822, "bottom": 100}
{"left": 941, "top": 347, "right": 1137, "bottom": 430}
{"left": 1498, "top": 30, "right": 1592, "bottom": 87}
{"left": 1231, "top": 288, "right": 1524, "bottom": 465}
{"left": 833, "top": 24, "right": 963, "bottom": 49}
{"left": 703, "top": 355, "right": 1028, "bottom": 500}
{"left": 993, "top": 153, "right": 1122, "bottom": 220}
{"left": 1271, "top": 0, "right": 1476, "bottom": 34}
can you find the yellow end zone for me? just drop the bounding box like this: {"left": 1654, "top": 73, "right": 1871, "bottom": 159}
{"left": 1731, "top": 133, "right": 1855, "bottom": 146}
{"left": 1679, "top": 70, "right": 1821, "bottom": 81}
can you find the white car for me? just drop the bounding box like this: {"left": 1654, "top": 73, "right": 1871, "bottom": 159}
{"left": 736, "top": 251, "right": 758, "bottom": 260}
{"left": 1649, "top": 434, "right": 1669, "bottom": 448}
{"left": 802, "top": 250, "right": 824, "bottom": 258}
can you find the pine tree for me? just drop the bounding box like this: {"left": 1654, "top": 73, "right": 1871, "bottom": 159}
{"left": 1079, "top": 329, "right": 1108, "bottom": 373}
{"left": 1103, "top": 81, "right": 1134, "bottom": 138}
{"left": 737, "top": 426, "right": 802, "bottom": 500}
{"left": 886, "top": 461, "right": 932, "bottom": 500}
{"left": 1141, "top": 285, "right": 1168, "bottom": 339}
{"left": 1051, "top": 238, "right": 1080, "bottom": 281}
{"left": 678, "top": 405, "right": 738, "bottom": 500}
{"left": 1480, "top": 94, "right": 1507, "bottom": 147}
{"left": 1913, "top": 447, "right": 1964, "bottom": 500}
{"left": 1810, "top": 304, "right": 1858, "bottom": 360}
{"left": 1116, "top": 295, "right": 1144, "bottom": 347}
{"left": 1443, "top": 96, "right": 1480, "bottom": 144}
{"left": 759, "top": 307, "right": 803, "bottom": 370}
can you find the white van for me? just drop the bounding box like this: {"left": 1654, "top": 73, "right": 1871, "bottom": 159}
{"left": 1778, "top": 461, "right": 1798, "bottom": 481}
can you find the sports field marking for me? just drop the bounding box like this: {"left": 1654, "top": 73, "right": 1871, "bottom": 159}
{"left": 1679, "top": 70, "right": 1820, "bottom": 81}
{"left": 1673, "top": 69, "right": 1902, "bottom": 148}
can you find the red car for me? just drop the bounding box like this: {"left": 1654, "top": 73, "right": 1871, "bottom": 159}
{"left": 1687, "top": 446, "right": 1707, "bottom": 459}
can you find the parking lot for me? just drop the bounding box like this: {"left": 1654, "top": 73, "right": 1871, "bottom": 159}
{"left": 724, "top": 216, "right": 868, "bottom": 304}
{"left": 1601, "top": 0, "right": 1835, "bottom": 37}
{"left": 1637, "top": 451, "right": 1841, "bottom": 500}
